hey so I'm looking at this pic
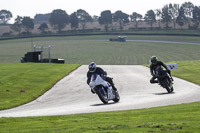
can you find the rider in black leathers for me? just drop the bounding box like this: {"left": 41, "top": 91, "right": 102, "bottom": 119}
{"left": 150, "top": 56, "right": 172, "bottom": 84}
{"left": 87, "top": 62, "right": 118, "bottom": 94}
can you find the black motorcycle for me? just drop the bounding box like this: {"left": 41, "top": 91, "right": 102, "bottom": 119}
{"left": 154, "top": 66, "right": 174, "bottom": 93}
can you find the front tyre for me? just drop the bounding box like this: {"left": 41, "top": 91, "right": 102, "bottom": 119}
{"left": 113, "top": 91, "right": 120, "bottom": 103}
{"left": 170, "top": 87, "right": 174, "bottom": 93}
{"left": 96, "top": 86, "right": 108, "bottom": 104}
{"left": 163, "top": 78, "right": 173, "bottom": 93}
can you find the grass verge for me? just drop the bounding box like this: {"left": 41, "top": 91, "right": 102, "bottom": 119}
{"left": 0, "top": 35, "right": 200, "bottom": 64}
{"left": 0, "top": 60, "right": 200, "bottom": 132}
{"left": 170, "top": 60, "right": 200, "bottom": 85}
{"left": 0, "top": 63, "right": 80, "bottom": 110}
{"left": 0, "top": 102, "right": 200, "bottom": 132}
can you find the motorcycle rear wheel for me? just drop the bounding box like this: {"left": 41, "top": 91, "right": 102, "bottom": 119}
{"left": 113, "top": 91, "right": 120, "bottom": 103}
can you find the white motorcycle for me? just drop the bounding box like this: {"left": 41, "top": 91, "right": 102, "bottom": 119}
{"left": 89, "top": 74, "right": 120, "bottom": 104}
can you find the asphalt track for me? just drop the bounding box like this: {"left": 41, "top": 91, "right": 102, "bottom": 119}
{"left": 0, "top": 65, "right": 200, "bottom": 117}
{"left": 72, "top": 39, "right": 200, "bottom": 46}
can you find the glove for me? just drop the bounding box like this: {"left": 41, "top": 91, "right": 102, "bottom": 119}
{"left": 167, "top": 70, "right": 171, "bottom": 74}
{"left": 104, "top": 71, "right": 107, "bottom": 76}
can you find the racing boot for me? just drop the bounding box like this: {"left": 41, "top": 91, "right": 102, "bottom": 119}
{"left": 106, "top": 77, "right": 118, "bottom": 92}
{"left": 112, "top": 85, "right": 117, "bottom": 91}
{"left": 150, "top": 77, "right": 159, "bottom": 84}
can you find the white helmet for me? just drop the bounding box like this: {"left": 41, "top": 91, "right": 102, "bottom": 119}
{"left": 88, "top": 62, "right": 97, "bottom": 72}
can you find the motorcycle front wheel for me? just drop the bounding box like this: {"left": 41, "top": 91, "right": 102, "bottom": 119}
{"left": 96, "top": 86, "right": 108, "bottom": 104}
{"left": 163, "top": 78, "right": 173, "bottom": 93}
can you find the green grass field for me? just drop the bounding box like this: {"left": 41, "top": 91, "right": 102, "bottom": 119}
{"left": 169, "top": 60, "right": 200, "bottom": 85}
{"left": 0, "top": 63, "right": 80, "bottom": 110}
{"left": 0, "top": 35, "right": 200, "bottom": 132}
{"left": 0, "top": 60, "right": 199, "bottom": 133}
{"left": 1, "top": 102, "right": 200, "bottom": 133}
{"left": 0, "top": 35, "right": 200, "bottom": 64}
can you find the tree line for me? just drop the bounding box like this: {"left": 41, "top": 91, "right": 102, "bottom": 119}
{"left": 0, "top": 1, "right": 200, "bottom": 35}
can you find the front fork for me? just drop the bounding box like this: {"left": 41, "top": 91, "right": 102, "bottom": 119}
{"left": 100, "top": 86, "right": 106, "bottom": 95}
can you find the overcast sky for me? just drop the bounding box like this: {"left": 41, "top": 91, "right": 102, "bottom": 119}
{"left": 1, "top": 0, "right": 200, "bottom": 23}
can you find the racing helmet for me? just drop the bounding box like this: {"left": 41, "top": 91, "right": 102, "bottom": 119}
{"left": 151, "top": 56, "right": 158, "bottom": 65}
{"left": 88, "top": 62, "right": 97, "bottom": 72}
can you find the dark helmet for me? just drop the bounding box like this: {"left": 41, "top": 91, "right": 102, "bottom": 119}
{"left": 88, "top": 62, "right": 97, "bottom": 72}
{"left": 151, "top": 56, "right": 158, "bottom": 65}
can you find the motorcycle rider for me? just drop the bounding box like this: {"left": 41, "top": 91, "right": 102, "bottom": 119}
{"left": 150, "top": 56, "right": 173, "bottom": 87}
{"left": 87, "top": 62, "right": 118, "bottom": 94}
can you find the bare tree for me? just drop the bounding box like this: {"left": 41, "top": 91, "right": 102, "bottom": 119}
{"left": 169, "top": 4, "right": 180, "bottom": 29}
{"left": 155, "top": 9, "right": 162, "bottom": 29}
{"left": 182, "top": 2, "right": 194, "bottom": 27}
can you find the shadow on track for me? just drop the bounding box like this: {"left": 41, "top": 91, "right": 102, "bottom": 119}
{"left": 91, "top": 102, "right": 118, "bottom": 106}
{"left": 154, "top": 92, "right": 175, "bottom": 95}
